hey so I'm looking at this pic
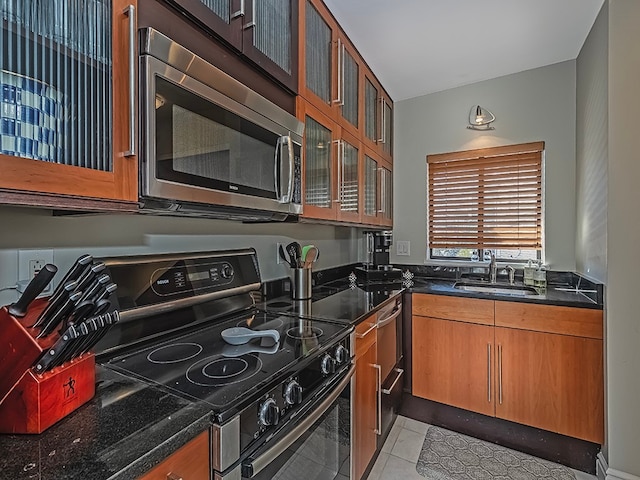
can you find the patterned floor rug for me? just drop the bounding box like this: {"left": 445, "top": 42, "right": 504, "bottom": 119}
{"left": 416, "top": 426, "right": 576, "bottom": 480}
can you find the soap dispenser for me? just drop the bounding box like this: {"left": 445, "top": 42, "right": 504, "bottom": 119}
{"left": 524, "top": 260, "right": 535, "bottom": 286}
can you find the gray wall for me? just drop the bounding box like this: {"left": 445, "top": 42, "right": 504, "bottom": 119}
{"left": 576, "top": 4, "right": 608, "bottom": 284}
{"left": 392, "top": 61, "right": 577, "bottom": 270}
{"left": 606, "top": 0, "right": 640, "bottom": 476}
{"left": 0, "top": 206, "right": 362, "bottom": 306}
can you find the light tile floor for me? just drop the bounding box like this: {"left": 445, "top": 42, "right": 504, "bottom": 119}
{"left": 366, "top": 415, "right": 598, "bottom": 480}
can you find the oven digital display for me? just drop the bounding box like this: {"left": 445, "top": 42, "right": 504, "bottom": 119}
{"left": 187, "top": 270, "right": 210, "bottom": 282}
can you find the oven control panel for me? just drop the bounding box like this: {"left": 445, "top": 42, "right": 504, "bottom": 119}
{"left": 151, "top": 261, "right": 234, "bottom": 296}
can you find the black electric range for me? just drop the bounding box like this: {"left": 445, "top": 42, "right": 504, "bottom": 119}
{"left": 94, "top": 249, "right": 354, "bottom": 477}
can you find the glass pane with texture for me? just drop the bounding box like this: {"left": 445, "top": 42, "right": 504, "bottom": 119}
{"left": 1, "top": 0, "right": 112, "bottom": 171}
{"left": 305, "top": 116, "right": 332, "bottom": 207}
{"left": 340, "top": 141, "right": 358, "bottom": 212}
{"left": 305, "top": 2, "right": 331, "bottom": 102}
{"left": 364, "top": 155, "right": 377, "bottom": 216}
{"left": 254, "top": 0, "right": 291, "bottom": 73}
{"left": 199, "top": 0, "right": 230, "bottom": 23}
{"left": 365, "top": 79, "right": 377, "bottom": 141}
{"left": 341, "top": 49, "right": 358, "bottom": 126}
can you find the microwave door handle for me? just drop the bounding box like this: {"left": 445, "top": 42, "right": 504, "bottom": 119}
{"left": 274, "top": 135, "right": 293, "bottom": 203}
{"left": 274, "top": 136, "right": 283, "bottom": 200}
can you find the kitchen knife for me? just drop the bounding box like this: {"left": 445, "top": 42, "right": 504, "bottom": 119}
{"left": 95, "top": 283, "right": 118, "bottom": 303}
{"left": 79, "top": 273, "right": 111, "bottom": 303}
{"left": 36, "top": 291, "right": 83, "bottom": 339}
{"left": 8, "top": 264, "right": 58, "bottom": 318}
{"left": 74, "top": 262, "right": 106, "bottom": 293}
{"left": 60, "top": 322, "right": 91, "bottom": 364}
{"left": 75, "top": 311, "right": 120, "bottom": 358}
{"left": 31, "top": 280, "right": 78, "bottom": 328}
{"left": 71, "top": 316, "right": 103, "bottom": 361}
{"left": 33, "top": 326, "right": 77, "bottom": 374}
{"left": 49, "top": 254, "right": 93, "bottom": 300}
{"left": 92, "top": 298, "right": 111, "bottom": 316}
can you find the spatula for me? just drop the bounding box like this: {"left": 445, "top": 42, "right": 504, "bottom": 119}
{"left": 221, "top": 327, "right": 280, "bottom": 345}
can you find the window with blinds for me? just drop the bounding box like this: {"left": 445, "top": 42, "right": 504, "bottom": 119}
{"left": 427, "top": 142, "right": 544, "bottom": 261}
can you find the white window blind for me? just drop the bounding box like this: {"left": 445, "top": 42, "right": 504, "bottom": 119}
{"left": 427, "top": 142, "right": 544, "bottom": 251}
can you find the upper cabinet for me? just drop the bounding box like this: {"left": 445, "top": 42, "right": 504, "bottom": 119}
{"left": 299, "top": 0, "right": 393, "bottom": 227}
{"left": 169, "top": 0, "right": 299, "bottom": 92}
{"left": 0, "top": 0, "right": 138, "bottom": 211}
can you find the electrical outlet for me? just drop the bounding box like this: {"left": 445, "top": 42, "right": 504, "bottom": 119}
{"left": 396, "top": 241, "right": 410, "bottom": 256}
{"left": 18, "top": 249, "right": 55, "bottom": 295}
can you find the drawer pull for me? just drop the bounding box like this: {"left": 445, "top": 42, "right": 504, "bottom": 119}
{"left": 356, "top": 323, "right": 376, "bottom": 338}
{"left": 167, "top": 474, "right": 183, "bottom": 480}
{"left": 382, "top": 368, "right": 404, "bottom": 395}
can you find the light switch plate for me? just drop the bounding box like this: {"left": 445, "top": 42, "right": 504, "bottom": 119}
{"left": 396, "top": 241, "right": 410, "bottom": 256}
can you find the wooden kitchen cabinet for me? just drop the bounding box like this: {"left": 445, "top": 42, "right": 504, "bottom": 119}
{"left": 494, "top": 327, "right": 603, "bottom": 443}
{"left": 167, "top": 0, "right": 299, "bottom": 92}
{"left": 362, "top": 150, "right": 393, "bottom": 227}
{"left": 413, "top": 316, "right": 495, "bottom": 417}
{"left": 354, "top": 317, "right": 379, "bottom": 480}
{"left": 0, "top": 0, "right": 138, "bottom": 211}
{"left": 410, "top": 293, "right": 604, "bottom": 443}
{"left": 138, "top": 430, "right": 210, "bottom": 480}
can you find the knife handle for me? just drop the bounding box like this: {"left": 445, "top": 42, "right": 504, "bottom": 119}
{"left": 36, "top": 291, "right": 83, "bottom": 339}
{"left": 8, "top": 264, "right": 58, "bottom": 318}
{"left": 31, "top": 280, "right": 78, "bottom": 328}
{"left": 51, "top": 254, "right": 93, "bottom": 297}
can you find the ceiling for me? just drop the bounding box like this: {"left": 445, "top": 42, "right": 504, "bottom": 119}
{"left": 322, "top": 0, "right": 605, "bottom": 101}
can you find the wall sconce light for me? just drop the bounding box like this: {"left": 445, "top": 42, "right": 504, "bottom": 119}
{"left": 467, "top": 105, "right": 495, "bottom": 130}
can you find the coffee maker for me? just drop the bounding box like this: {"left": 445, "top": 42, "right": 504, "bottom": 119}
{"left": 355, "top": 230, "right": 402, "bottom": 283}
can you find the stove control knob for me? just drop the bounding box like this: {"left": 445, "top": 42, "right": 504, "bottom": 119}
{"left": 259, "top": 398, "right": 280, "bottom": 427}
{"left": 220, "top": 264, "right": 234, "bottom": 279}
{"left": 334, "top": 345, "right": 349, "bottom": 365}
{"left": 321, "top": 354, "right": 336, "bottom": 375}
{"left": 284, "top": 380, "right": 303, "bottom": 405}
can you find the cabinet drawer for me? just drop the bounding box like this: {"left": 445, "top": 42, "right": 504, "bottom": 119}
{"left": 495, "top": 302, "right": 603, "bottom": 339}
{"left": 412, "top": 294, "right": 494, "bottom": 325}
{"left": 138, "top": 430, "right": 210, "bottom": 480}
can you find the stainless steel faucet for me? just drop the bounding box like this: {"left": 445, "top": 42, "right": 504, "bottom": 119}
{"left": 506, "top": 265, "right": 515, "bottom": 285}
{"left": 489, "top": 253, "right": 497, "bottom": 283}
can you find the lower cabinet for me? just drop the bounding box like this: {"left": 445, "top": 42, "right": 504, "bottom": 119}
{"left": 412, "top": 316, "right": 494, "bottom": 417}
{"left": 411, "top": 293, "right": 604, "bottom": 444}
{"left": 138, "top": 430, "right": 210, "bottom": 480}
{"left": 354, "top": 316, "right": 379, "bottom": 480}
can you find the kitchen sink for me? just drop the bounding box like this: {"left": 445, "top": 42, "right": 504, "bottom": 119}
{"left": 453, "top": 282, "right": 539, "bottom": 296}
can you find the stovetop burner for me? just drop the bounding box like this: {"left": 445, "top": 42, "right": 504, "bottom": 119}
{"left": 147, "top": 343, "right": 204, "bottom": 364}
{"left": 106, "top": 309, "right": 349, "bottom": 417}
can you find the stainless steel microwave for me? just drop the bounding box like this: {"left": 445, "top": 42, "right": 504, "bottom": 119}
{"left": 139, "top": 28, "right": 303, "bottom": 221}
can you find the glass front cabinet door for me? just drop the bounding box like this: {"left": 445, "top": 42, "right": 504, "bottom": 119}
{"left": 0, "top": 0, "right": 138, "bottom": 209}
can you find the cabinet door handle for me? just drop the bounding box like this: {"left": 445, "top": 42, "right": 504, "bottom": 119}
{"left": 498, "top": 344, "right": 503, "bottom": 405}
{"left": 232, "top": 0, "right": 245, "bottom": 18}
{"left": 487, "top": 343, "right": 491, "bottom": 403}
{"left": 333, "top": 39, "right": 344, "bottom": 105}
{"left": 333, "top": 140, "right": 343, "bottom": 203}
{"left": 377, "top": 97, "right": 386, "bottom": 144}
{"left": 243, "top": 0, "right": 256, "bottom": 29}
{"left": 123, "top": 5, "right": 136, "bottom": 157}
{"left": 356, "top": 323, "right": 376, "bottom": 339}
{"left": 166, "top": 474, "right": 183, "bottom": 480}
{"left": 372, "top": 364, "right": 382, "bottom": 435}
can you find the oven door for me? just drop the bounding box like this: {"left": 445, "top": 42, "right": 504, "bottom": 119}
{"left": 218, "top": 365, "right": 354, "bottom": 480}
{"left": 141, "top": 54, "right": 302, "bottom": 216}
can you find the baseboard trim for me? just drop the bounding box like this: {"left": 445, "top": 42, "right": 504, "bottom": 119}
{"left": 606, "top": 469, "right": 640, "bottom": 480}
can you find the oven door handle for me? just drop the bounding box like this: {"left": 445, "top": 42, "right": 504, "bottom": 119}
{"left": 377, "top": 304, "right": 402, "bottom": 329}
{"left": 242, "top": 365, "right": 355, "bottom": 478}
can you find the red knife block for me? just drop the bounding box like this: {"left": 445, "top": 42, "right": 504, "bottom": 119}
{"left": 0, "top": 302, "right": 96, "bottom": 434}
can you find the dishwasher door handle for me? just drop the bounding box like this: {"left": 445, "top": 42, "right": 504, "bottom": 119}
{"left": 377, "top": 304, "right": 402, "bottom": 328}
{"left": 382, "top": 368, "right": 404, "bottom": 395}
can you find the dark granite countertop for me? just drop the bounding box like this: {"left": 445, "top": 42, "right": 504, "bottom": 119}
{"left": 406, "top": 277, "right": 602, "bottom": 309}
{"left": 0, "top": 367, "right": 213, "bottom": 480}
